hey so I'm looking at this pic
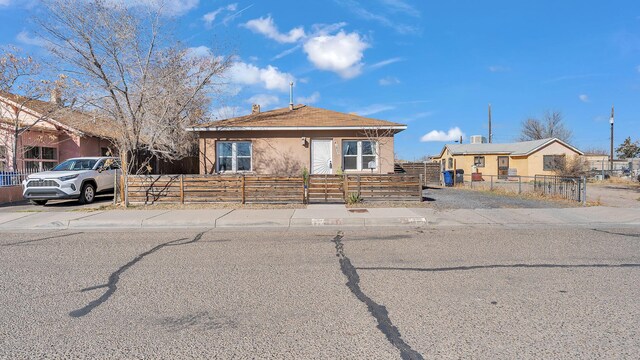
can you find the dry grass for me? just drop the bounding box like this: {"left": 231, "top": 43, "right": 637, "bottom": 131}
{"left": 346, "top": 201, "right": 427, "bottom": 208}
{"left": 590, "top": 177, "right": 640, "bottom": 188}
{"left": 457, "top": 186, "right": 582, "bottom": 206}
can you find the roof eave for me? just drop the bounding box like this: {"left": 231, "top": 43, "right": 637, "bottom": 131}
{"left": 186, "top": 125, "right": 407, "bottom": 132}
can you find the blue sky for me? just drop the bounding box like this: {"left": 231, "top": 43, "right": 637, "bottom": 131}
{"left": 1, "top": 0, "right": 639, "bottom": 160}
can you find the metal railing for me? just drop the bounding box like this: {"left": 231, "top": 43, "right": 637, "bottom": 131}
{"left": 449, "top": 173, "right": 587, "bottom": 204}
{"left": 0, "top": 171, "right": 36, "bottom": 187}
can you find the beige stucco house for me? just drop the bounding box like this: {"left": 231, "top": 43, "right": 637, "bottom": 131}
{"left": 187, "top": 105, "right": 407, "bottom": 175}
{"left": 0, "top": 91, "right": 114, "bottom": 173}
{"left": 433, "top": 138, "right": 583, "bottom": 178}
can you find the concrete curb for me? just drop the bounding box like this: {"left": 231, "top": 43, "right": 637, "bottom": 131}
{"left": 0, "top": 206, "right": 637, "bottom": 231}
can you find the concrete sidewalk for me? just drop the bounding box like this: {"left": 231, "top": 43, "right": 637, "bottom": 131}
{"left": 0, "top": 205, "right": 638, "bottom": 230}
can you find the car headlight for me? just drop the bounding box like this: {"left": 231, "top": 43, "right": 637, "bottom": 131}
{"left": 58, "top": 174, "right": 79, "bottom": 182}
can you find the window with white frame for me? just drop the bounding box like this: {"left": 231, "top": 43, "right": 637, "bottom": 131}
{"left": 216, "top": 141, "right": 252, "bottom": 173}
{"left": 342, "top": 140, "right": 377, "bottom": 171}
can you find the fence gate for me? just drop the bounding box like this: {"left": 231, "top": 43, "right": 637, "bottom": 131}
{"left": 534, "top": 175, "right": 586, "bottom": 203}
{"left": 308, "top": 175, "right": 344, "bottom": 203}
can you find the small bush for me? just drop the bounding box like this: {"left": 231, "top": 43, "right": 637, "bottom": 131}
{"left": 554, "top": 155, "right": 589, "bottom": 178}
{"left": 346, "top": 192, "right": 362, "bottom": 204}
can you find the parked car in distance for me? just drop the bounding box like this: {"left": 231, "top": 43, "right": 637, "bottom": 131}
{"left": 22, "top": 157, "right": 121, "bottom": 205}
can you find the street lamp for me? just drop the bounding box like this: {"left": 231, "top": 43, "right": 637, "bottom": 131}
{"left": 610, "top": 106, "right": 614, "bottom": 172}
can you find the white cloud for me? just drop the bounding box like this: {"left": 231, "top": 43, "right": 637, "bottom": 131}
{"left": 272, "top": 45, "right": 301, "bottom": 60}
{"left": 303, "top": 30, "right": 369, "bottom": 79}
{"left": 379, "top": 0, "right": 421, "bottom": 17}
{"left": 243, "top": 15, "right": 305, "bottom": 43}
{"left": 353, "top": 104, "right": 395, "bottom": 116}
{"left": 298, "top": 91, "right": 320, "bottom": 104}
{"left": 420, "top": 127, "right": 465, "bottom": 142}
{"left": 370, "top": 57, "right": 403, "bottom": 70}
{"left": 16, "top": 30, "right": 46, "bottom": 47}
{"left": 186, "top": 45, "right": 212, "bottom": 58}
{"left": 228, "top": 61, "right": 294, "bottom": 92}
{"left": 488, "top": 65, "right": 510, "bottom": 73}
{"left": 203, "top": 3, "right": 237, "bottom": 26}
{"left": 212, "top": 105, "right": 245, "bottom": 120}
{"left": 579, "top": 94, "right": 589, "bottom": 103}
{"left": 0, "top": 0, "right": 10, "bottom": 6}
{"left": 335, "top": 0, "right": 420, "bottom": 35}
{"left": 379, "top": 76, "right": 400, "bottom": 86}
{"left": 246, "top": 94, "right": 280, "bottom": 109}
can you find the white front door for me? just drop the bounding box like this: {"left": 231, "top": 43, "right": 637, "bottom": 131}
{"left": 311, "top": 139, "right": 333, "bottom": 174}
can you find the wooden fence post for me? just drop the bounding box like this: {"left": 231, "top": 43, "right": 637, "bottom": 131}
{"left": 241, "top": 175, "right": 246, "bottom": 204}
{"left": 302, "top": 176, "right": 306, "bottom": 204}
{"left": 357, "top": 175, "right": 361, "bottom": 197}
{"left": 324, "top": 174, "right": 328, "bottom": 202}
{"left": 343, "top": 175, "right": 348, "bottom": 200}
{"left": 180, "top": 174, "right": 184, "bottom": 204}
{"left": 518, "top": 176, "right": 522, "bottom": 194}
{"left": 419, "top": 174, "right": 424, "bottom": 201}
{"left": 120, "top": 175, "right": 125, "bottom": 204}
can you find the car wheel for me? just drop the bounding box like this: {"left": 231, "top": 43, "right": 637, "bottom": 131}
{"left": 79, "top": 183, "right": 96, "bottom": 204}
{"left": 30, "top": 200, "right": 48, "bottom": 206}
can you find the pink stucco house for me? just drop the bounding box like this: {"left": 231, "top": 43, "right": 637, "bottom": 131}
{"left": 0, "top": 91, "right": 114, "bottom": 173}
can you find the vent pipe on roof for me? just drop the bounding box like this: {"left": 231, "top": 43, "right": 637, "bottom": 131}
{"left": 289, "top": 81, "right": 294, "bottom": 111}
{"left": 488, "top": 103, "right": 492, "bottom": 143}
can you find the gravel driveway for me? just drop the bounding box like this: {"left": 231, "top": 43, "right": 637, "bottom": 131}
{"left": 424, "top": 187, "right": 573, "bottom": 209}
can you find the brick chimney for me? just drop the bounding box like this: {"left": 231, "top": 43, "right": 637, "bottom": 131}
{"left": 251, "top": 104, "right": 260, "bottom": 114}
{"left": 50, "top": 88, "right": 63, "bottom": 106}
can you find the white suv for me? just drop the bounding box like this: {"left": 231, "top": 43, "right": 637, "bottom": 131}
{"left": 22, "top": 157, "right": 121, "bottom": 205}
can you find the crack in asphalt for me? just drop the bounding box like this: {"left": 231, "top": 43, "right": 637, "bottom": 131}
{"left": 69, "top": 231, "right": 207, "bottom": 318}
{"left": 332, "top": 231, "right": 424, "bottom": 360}
{"left": 1, "top": 232, "right": 84, "bottom": 247}
{"left": 356, "top": 263, "right": 640, "bottom": 273}
{"left": 591, "top": 229, "right": 640, "bottom": 238}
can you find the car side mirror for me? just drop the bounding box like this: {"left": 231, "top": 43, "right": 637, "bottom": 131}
{"left": 97, "top": 166, "right": 105, "bottom": 173}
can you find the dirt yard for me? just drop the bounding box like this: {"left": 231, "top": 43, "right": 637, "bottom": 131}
{"left": 587, "top": 182, "right": 640, "bottom": 208}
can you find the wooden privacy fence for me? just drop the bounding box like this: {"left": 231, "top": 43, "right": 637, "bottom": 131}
{"left": 128, "top": 174, "right": 423, "bottom": 204}
{"left": 395, "top": 162, "right": 440, "bottom": 185}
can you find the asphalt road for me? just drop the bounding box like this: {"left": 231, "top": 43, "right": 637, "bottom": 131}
{"left": 1, "top": 227, "right": 639, "bottom": 359}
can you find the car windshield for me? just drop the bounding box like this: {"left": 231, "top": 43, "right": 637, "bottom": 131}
{"left": 52, "top": 159, "right": 98, "bottom": 171}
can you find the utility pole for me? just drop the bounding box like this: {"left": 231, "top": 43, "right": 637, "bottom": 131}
{"left": 610, "top": 105, "right": 614, "bottom": 172}
{"left": 488, "top": 103, "right": 492, "bottom": 143}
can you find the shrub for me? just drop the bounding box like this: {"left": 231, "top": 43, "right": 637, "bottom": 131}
{"left": 554, "top": 155, "right": 589, "bottom": 178}
{"left": 346, "top": 192, "right": 362, "bottom": 204}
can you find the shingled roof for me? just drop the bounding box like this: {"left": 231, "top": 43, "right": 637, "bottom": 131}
{"left": 187, "top": 105, "right": 407, "bottom": 132}
{"left": 0, "top": 91, "right": 115, "bottom": 139}
{"left": 439, "top": 138, "right": 583, "bottom": 157}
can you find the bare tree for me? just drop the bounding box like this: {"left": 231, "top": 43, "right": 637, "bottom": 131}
{"left": 519, "top": 110, "right": 573, "bottom": 142}
{"left": 0, "top": 47, "right": 65, "bottom": 171}
{"left": 581, "top": 147, "right": 608, "bottom": 155}
{"left": 37, "top": 0, "right": 231, "bottom": 204}
{"left": 359, "top": 127, "right": 396, "bottom": 173}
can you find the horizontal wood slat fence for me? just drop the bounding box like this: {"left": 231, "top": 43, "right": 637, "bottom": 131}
{"left": 127, "top": 174, "right": 423, "bottom": 204}
{"left": 395, "top": 162, "right": 440, "bottom": 185}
